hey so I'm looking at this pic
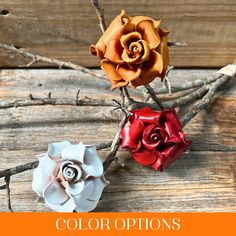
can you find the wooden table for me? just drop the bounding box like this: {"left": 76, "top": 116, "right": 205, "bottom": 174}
{"left": 0, "top": 68, "right": 236, "bottom": 212}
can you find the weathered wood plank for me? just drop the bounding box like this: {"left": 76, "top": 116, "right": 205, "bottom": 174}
{"left": 0, "top": 69, "right": 236, "bottom": 212}
{"left": 0, "top": 1, "right": 236, "bottom": 67}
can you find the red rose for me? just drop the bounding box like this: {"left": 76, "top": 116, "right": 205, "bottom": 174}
{"left": 121, "top": 107, "right": 191, "bottom": 171}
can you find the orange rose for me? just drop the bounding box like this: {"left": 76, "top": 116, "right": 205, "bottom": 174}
{"left": 90, "top": 10, "right": 170, "bottom": 89}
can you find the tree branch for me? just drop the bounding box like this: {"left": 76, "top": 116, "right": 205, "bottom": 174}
{"left": 145, "top": 84, "right": 164, "bottom": 110}
{"left": 90, "top": 0, "right": 107, "bottom": 33}
{"left": 103, "top": 115, "right": 129, "bottom": 171}
{"left": 4, "top": 176, "right": 13, "bottom": 212}
{"left": 0, "top": 93, "right": 114, "bottom": 109}
{"left": 167, "top": 42, "right": 187, "bottom": 47}
{"left": 0, "top": 43, "right": 106, "bottom": 80}
{"left": 163, "top": 85, "right": 209, "bottom": 108}
{"left": 180, "top": 74, "right": 230, "bottom": 127}
{"left": 155, "top": 73, "right": 222, "bottom": 94}
{"left": 0, "top": 184, "right": 6, "bottom": 190}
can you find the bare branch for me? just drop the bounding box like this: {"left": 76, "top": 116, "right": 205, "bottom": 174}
{"left": 0, "top": 161, "right": 39, "bottom": 179}
{"left": 145, "top": 84, "right": 164, "bottom": 110}
{"left": 180, "top": 74, "right": 230, "bottom": 127}
{"left": 0, "top": 93, "right": 114, "bottom": 109}
{"left": 90, "top": 0, "right": 107, "bottom": 33}
{"left": 163, "top": 85, "right": 209, "bottom": 108}
{"left": 156, "top": 73, "right": 221, "bottom": 94}
{"left": 167, "top": 42, "right": 187, "bottom": 47}
{"left": 0, "top": 43, "right": 106, "bottom": 80}
{"left": 0, "top": 184, "right": 6, "bottom": 190}
{"left": 4, "top": 176, "right": 13, "bottom": 212}
{"left": 103, "top": 115, "right": 129, "bottom": 171}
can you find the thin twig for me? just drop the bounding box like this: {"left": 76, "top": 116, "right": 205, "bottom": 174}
{"left": 0, "top": 94, "right": 114, "bottom": 109}
{"left": 103, "top": 115, "right": 129, "bottom": 171}
{"left": 90, "top": 0, "right": 107, "bottom": 33}
{"left": 145, "top": 84, "right": 164, "bottom": 110}
{"left": 113, "top": 99, "right": 131, "bottom": 117}
{"left": 0, "top": 141, "right": 112, "bottom": 178}
{"left": 0, "top": 184, "right": 6, "bottom": 190}
{"left": 0, "top": 43, "right": 106, "bottom": 80}
{"left": 123, "top": 87, "right": 133, "bottom": 104}
{"left": 167, "top": 42, "right": 187, "bottom": 47}
{"left": 119, "top": 88, "right": 125, "bottom": 107}
{"left": 156, "top": 73, "right": 222, "bottom": 94}
{"left": 180, "top": 75, "right": 230, "bottom": 127}
{"left": 163, "top": 85, "right": 209, "bottom": 108}
{"left": 4, "top": 176, "right": 13, "bottom": 212}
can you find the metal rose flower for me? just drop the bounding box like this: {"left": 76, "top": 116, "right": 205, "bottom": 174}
{"left": 32, "top": 141, "right": 108, "bottom": 212}
{"left": 121, "top": 107, "right": 191, "bottom": 171}
{"left": 90, "top": 10, "right": 169, "bottom": 89}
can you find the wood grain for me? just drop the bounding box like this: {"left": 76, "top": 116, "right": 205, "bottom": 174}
{"left": 0, "top": 69, "right": 236, "bottom": 212}
{"left": 0, "top": 0, "right": 236, "bottom": 68}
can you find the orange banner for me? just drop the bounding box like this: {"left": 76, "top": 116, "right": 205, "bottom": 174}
{"left": 0, "top": 213, "right": 235, "bottom": 236}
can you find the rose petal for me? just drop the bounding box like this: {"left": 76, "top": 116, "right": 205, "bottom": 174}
{"left": 121, "top": 118, "right": 144, "bottom": 151}
{"left": 66, "top": 180, "right": 85, "bottom": 196}
{"left": 45, "top": 196, "right": 76, "bottom": 212}
{"left": 61, "top": 142, "right": 85, "bottom": 163}
{"left": 73, "top": 180, "right": 94, "bottom": 198}
{"left": 161, "top": 109, "right": 182, "bottom": 130}
{"left": 120, "top": 31, "right": 142, "bottom": 49}
{"left": 131, "top": 16, "right": 161, "bottom": 29}
{"left": 71, "top": 180, "right": 95, "bottom": 211}
{"left": 132, "top": 107, "right": 161, "bottom": 124}
{"left": 111, "top": 80, "right": 129, "bottom": 89}
{"left": 136, "top": 20, "right": 160, "bottom": 49}
{"left": 47, "top": 141, "right": 71, "bottom": 158}
{"left": 101, "top": 59, "right": 123, "bottom": 83}
{"left": 142, "top": 124, "right": 162, "bottom": 150}
{"left": 179, "top": 132, "right": 192, "bottom": 147}
{"left": 38, "top": 154, "right": 57, "bottom": 176}
{"left": 43, "top": 179, "right": 70, "bottom": 205}
{"left": 75, "top": 200, "right": 99, "bottom": 212}
{"left": 161, "top": 144, "right": 185, "bottom": 169}
{"left": 72, "top": 176, "right": 108, "bottom": 212}
{"left": 104, "top": 38, "right": 124, "bottom": 63}
{"left": 131, "top": 149, "right": 157, "bottom": 166}
{"left": 164, "top": 121, "right": 181, "bottom": 144}
{"left": 117, "top": 64, "right": 141, "bottom": 82}
{"left": 121, "top": 49, "right": 141, "bottom": 63}
{"left": 90, "top": 44, "right": 104, "bottom": 58}
{"left": 88, "top": 175, "right": 109, "bottom": 201}
{"left": 81, "top": 146, "right": 103, "bottom": 178}
{"left": 90, "top": 10, "right": 129, "bottom": 58}
{"left": 130, "top": 75, "right": 155, "bottom": 88}
{"left": 141, "top": 50, "right": 163, "bottom": 79}
{"left": 151, "top": 152, "right": 164, "bottom": 171}
{"left": 142, "top": 139, "right": 162, "bottom": 151}
{"left": 135, "top": 40, "right": 150, "bottom": 64}
{"left": 32, "top": 167, "right": 51, "bottom": 197}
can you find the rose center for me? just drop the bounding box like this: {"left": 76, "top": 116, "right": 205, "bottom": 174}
{"left": 132, "top": 46, "right": 139, "bottom": 53}
{"left": 150, "top": 132, "right": 161, "bottom": 142}
{"left": 60, "top": 161, "right": 82, "bottom": 183}
{"left": 129, "top": 42, "right": 142, "bottom": 58}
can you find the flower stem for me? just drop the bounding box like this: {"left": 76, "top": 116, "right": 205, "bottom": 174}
{"left": 145, "top": 84, "right": 164, "bottom": 110}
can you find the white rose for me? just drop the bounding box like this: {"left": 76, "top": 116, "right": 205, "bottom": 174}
{"left": 32, "top": 141, "right": 108, "bottom": 212}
